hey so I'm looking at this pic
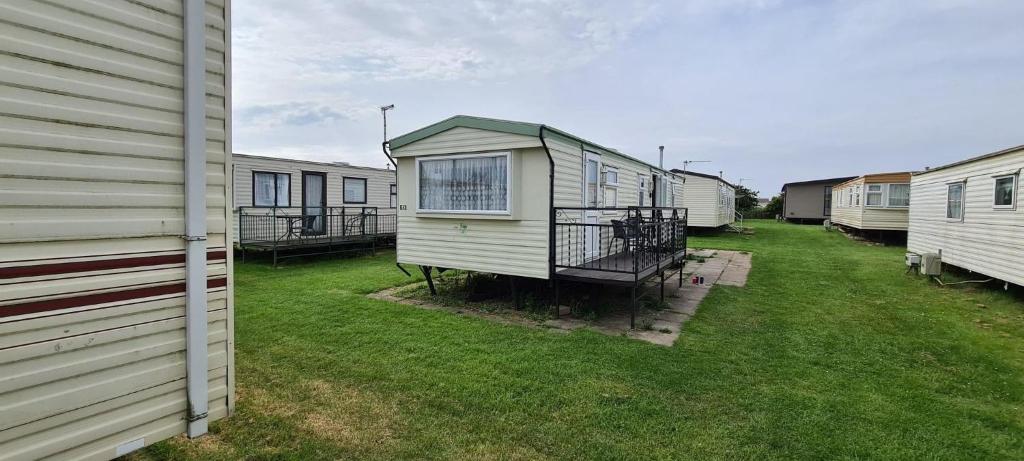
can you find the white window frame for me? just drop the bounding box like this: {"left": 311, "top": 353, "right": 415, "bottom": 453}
{"left": 602, "top": 167, "right": 619, "bottom": 213}
{"left": 602, "top": 167, "right": 619, "bottom": 187}
{"left": 637, "top": 174, "right": 648, "bottom": 206}
{"left": 603, "top": 186, "right": 618, "bottom": 210}
{"left": 389, "top": 183, "right": 397, "bottom": 208}
{"left": 414, "top": 151, "right": 513, "bottom": 215}
{"left": 993, "top": 174, "right": 1017, "bottom": 210}
{"left": 886, "top": 183, "right": 910, "bottom": 208}
{"left": 864, "top": 184, "right": 883, "bottom": 207}
{"left": 946, "top": 181, "right": 966, "bottom": 221}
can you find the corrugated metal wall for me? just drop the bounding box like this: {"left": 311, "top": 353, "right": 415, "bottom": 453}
{"left": 0, "top": 1, "right": 233, "bottom": 459}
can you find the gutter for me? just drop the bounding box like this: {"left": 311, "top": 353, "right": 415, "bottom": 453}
{"left": 539, "top": 126, "right": 555, "bottom": 281}
{"left": 183, "top": 0, "right": 209, "bottom": 438}
{"left": 382, "top": 141, "right": 397, "bottom": 168}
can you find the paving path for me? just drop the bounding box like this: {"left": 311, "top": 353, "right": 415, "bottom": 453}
{"left": 547, "top": 249, "right": 752, "bottom": 346}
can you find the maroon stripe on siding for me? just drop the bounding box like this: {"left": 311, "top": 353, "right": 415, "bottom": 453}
{"left": 0, "top": 251, "right": 228, "bottom": 280}
{"left": 0, "top": 277, "right": 228, "bottom": 319}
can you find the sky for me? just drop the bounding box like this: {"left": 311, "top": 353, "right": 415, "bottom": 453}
{"left": 232, "top": 0, "right": 1024, "bottom": 196}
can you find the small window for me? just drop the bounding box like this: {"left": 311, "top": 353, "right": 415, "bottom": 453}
{"left": 603, "top": 187, "right": 617, "bottom": 208}
{"left": 823, "top": 186, "right": 833, "bottom": 216}
{"left": 389, "top": 184, "right": 397, "bottom": 208}
{"left": 947, "top": 182, "right": 965, "bottom": 220}
{"left": 637, "top": 174, "right": 647, "bottom": 206}
{"left": 253, "top": 172, "right": 290, "bottom": 207}
{"left": 888, "top": 183, "right": 910, "bottom": 207}
{"left": 343, "top": 177, "right": 367, "bottom": 204}
{"left": 865, "top": 184, "right": 883, "bottom": 207}
{"left": 418, "top": 152, "right": 510, "bottom": 213}
{"left": 603, "top": 168, "right": 619, "bottom": 186}
{"left": 994, "top": 174, "right": 1016, "bottom": 208}
{"left": 847, "top": 188, "right": 853, "bottom": 207}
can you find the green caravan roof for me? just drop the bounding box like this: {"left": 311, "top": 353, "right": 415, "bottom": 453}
{"left": 388, "top": 115, "right": 679, "bottom": 177}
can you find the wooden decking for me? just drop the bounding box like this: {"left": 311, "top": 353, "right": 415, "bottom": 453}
{"left": 554, "top": 249, "right": 686, "bottom": 285}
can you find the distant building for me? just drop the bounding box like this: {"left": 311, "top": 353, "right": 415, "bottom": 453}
{"left": 757, "top": 197, "right": 771, "bottom": 207}
{"left": 830, "top": 172, "right": 914, "bottom": 233}
{"left": 780, "top": 177, "right": 857, "bottom": 223}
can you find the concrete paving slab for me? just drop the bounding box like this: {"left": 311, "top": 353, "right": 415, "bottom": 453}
{"left": 375, "top": 248, "right": 753, "bottom": 347}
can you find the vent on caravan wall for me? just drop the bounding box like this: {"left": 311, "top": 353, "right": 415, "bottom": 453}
{"left": 920, "top": 253, "right": 942, "bottom": 276}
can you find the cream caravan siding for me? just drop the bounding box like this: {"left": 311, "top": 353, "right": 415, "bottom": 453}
{"left": 393, "top": 127, "right": 550, "bottom": 279}
{"left": 391, "top": 126, "right": 540, "bottom": 158}
{"left": 680, "top": 176, "right": 719, "bottom": 227}
{"left": 679, "top": 175, "right": 735, "bottom": 227}
{"left": 0, "top": 1, "right": 233, "bottom": 460}
{"left": 231, "top": 154, "right": 395, "bottom": 241}
{"left": 392, "top": 128, "right": 682, "bottom": 280}
{"left": 908, "top": 148, "right": 1024, "bottom": 286}
{"left": 395, "top": 146, "right": 550, "bottom": 279}
{"left": 831, "top": 176, "right": 911, "bottom": 230}
{"left": 861, "top": 208, "right": 910, "bottom": 230}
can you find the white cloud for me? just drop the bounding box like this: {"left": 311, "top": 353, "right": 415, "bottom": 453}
{"left": 230, "top": 0, "right": 1024, "bottom": 195}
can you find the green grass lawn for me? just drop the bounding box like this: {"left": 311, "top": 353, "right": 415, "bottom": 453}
{"left": 140, "top": 220, "right": 1024, "bottom": 460}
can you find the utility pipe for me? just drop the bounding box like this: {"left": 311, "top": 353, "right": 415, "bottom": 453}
{"left": 539, "top": 126, "right": 556, "bottom": 281}
{"left": 183, "top": 0, "right": 209, "bottom": 438}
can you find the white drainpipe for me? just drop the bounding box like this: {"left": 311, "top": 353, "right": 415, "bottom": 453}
{"left": 183, "top": 0, "right": 209, "bottom": 438}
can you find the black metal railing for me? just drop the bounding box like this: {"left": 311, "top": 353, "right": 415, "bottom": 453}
{"left": 553, "top": 206, "right": 687, "bottom": 279}
{"left": 238, "top": 206, "right": 397, "bottom": 245}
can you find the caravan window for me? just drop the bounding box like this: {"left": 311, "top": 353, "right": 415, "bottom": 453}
{"left": 946, "top": 182, "right": 965, "bottom": 220}
{"left": 994, "top": 174, "right": 1016, "bottom": 208}
{"left": 865, "top": 184, "right": 883, "bottom": 206}
{"left": 343, "top": 177, "right": 367, "bottom": 204}
{"left": 603, "top": 167, "right": 619, "bottom": 209}
{"left": 637, "top": 174, "right": 648, "bottom": 206}
{"left": 417, "top": 152, "right": 510, "bottom": 213}
{"left": 887, "top": 184, "right": 910, "bottom": 207}
{"left": 253, "top": 171, "right": 290, "bottom": 207}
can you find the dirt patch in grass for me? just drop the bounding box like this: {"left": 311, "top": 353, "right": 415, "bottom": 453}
{"left": 238, "top": 379, "right": 401, "bottom": 454}
{"left": 125, "top": 432, "right": 237, "bottom": 461}
{"left": 369, "top": 273, "right": 559, "bottom": 330}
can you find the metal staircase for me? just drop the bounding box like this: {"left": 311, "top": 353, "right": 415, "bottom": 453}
{"left": 726, "top": 210, "right": 745, "bottom": 233}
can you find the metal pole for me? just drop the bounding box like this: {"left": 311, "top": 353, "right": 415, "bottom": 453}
{"left": 183, "top": 0, "right": 209, "bottom": 439}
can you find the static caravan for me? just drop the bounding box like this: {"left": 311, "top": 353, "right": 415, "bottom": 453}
{"left": 0, "top": 1, "right": 233, "bottom": 459}
{"left": 907, "top": 145, "right": 1024, "bottom": 287}
{"left": 830, "top": 172, "right": 914, "bottom": 233}
{"left": 389, "top": 116, "right": 689, "bottom": 328}
{"left": 669, "top": 170, "right": 736, "bottom": 228}
{"left": 780, "top": 176, "right": 857, "bottom": 223}
{"left": 232, "top": 154, "right": 397, "bottom": 263}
